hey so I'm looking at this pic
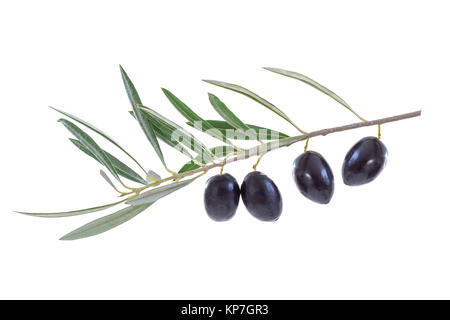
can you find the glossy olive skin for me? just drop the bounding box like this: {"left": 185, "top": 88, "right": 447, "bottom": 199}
{"left": 204, "top": 173, "right": 240, "bottom": 221}
{"left": 241, "top": 171, "right": 282, "bottom": 221}
{"left": 342, "top": 136, "right": 388, "bottom": 186}
{"left": 292, "top": 151, "right": 334, "bottom": 204}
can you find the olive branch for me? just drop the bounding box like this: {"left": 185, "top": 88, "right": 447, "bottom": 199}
{"left": 16, "top": 66, "right": 422, "bottom": 240}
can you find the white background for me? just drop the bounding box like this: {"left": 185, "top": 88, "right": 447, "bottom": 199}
{"left": 0, "top": 0, "right": 448, "bottom": 299}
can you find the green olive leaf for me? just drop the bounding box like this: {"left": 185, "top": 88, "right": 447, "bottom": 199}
{"left": 120, "top": 65, "right": 167, "bottom": 166}
{"left": 161, "top": 88, "right": 203, "bottom": 122}
{"left": 138, "top": 106, "right": 216, "bottom": 163}
{"left": 203, "top": 79, "right": 306, "bottom": 133}
{"left": 125, "top": 178, "right": 196, "bottom": 206}
{"left": 178, "top": 161, "right": 200, "bottom": 174}
{"left": 69, "top": 138, "right": 148, "bottom": 185}
{"left": 153, "top": 123, "right": 195, "bottom": 159}
{"left": 178, "top": 145, "right": 236, "bottom": 173}
{"left": 162, "top": 88, "right": 233, "bottom": 145}
{"left": 59, "top": 119, "right": 121, "bottom": 183}
{"left": 50, "top": 107, "right": 147, "bottom": 174}
{"left": 129, "top": 111, "right": 194, "bottom": 160}
{"left": 15, "top": 199, "right": 126, "bottom": 218}
{"left": 207, "top": 93, "right": 254, "bottom": 136}
{"left": 147, "top": 170, "right": 161, "bottom": 181}
{"left": 59, "top": 203, "right": 152, "bottom": 240}
{"left": 99, "top": 170, "right": 121, "bottom": 193}
{"left": 263, "top": 67, "right": 367, "bottom": 121}
{"left": 186, "top": 120, "right": 289, "bottom": 140}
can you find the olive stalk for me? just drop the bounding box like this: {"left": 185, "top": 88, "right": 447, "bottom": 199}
{"left": 122, "top": 110, "right": 421, "bottom": 198}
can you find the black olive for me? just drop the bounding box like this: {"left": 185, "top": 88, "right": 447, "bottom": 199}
{"left": 204, "top": 173, "right": 240, "bottom": 221}
{"left": 292, "top": 151, "right": 334, "bottom": 204}
{"left": 241, "top": 171, "right": 282, "bottom": 221}
{"left": 342, "top": 136, "right": 388, "bottom": 186}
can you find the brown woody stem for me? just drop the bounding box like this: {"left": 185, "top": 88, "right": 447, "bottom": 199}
{"left": 125, "top": 110, "right": 421, "bottom": 197}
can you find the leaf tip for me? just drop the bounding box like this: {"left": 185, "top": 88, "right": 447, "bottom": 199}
{"left": 207, "top": 92, "right": 220, "bottom": 104}
{"left": 119, "top": 65, "right": 128, "bottom": 78}
{"left": 263, "top": 67, "right": 278, "bottom": 73}
{"left": 57, "top": 118, "right": 70, "bottom": 126}
{"left": 49, "top": 106, "right": 63, "bottom": 114}
{"left": 13, "top": 210, "right": 39, "bottom": 217}
{"left": 59, "top": 231, "right": 78, "bottom": 241}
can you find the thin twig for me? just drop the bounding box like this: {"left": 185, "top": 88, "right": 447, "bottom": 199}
{"left": 125, "top": 110, "right": 421, "bottom": 196}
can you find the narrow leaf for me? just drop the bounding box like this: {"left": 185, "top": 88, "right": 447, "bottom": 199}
{"left": 186, "top": 120, "right": 289, "bottom": 140}
{"left": 138, "top": 106, "right": 216, "bottom": 163}
{"left": 126, "top": 178, "right": 196, "bottom": 206}
{"left": 15, "top": 199, "right": 125, "bottom": 218}
{"left": 119, "top": 65, "right": 166, "bottom": 166}
{"left": 147, "top": 170, "right": 161, "bottom": 180}
{"left": 162, "top": 88, "right": 204, "bottom": 123}
{"left": 103, "top": 154, "right": 147, "bottom": 185}
{"left": 263, "top": 67, "right": 367, "bottom": 121}
{"left": 69, "top": 138, "right": 147, "bottom": 185}
{"left": 203, "top": 79, "right": 305, "bottom": 133}
{"left": 153, "top": 123, "right": 195, "bottom": 159}
{"left": 129, "top": 111, "right": 194, "bottom": 160}
{"left": 119, "top": 65, "right": 142, "bottom": 106}
{"left": 178, "top": 161, "right": 200, "bottom": 173}
{"left": 208, "top": 93, "right": 253, "bottom": 133}
{"left": 50, "top": 106, "right": 147, "bottom": 173}
{"left": 178, "top": 146, "right": 235, "bottom": 173}
{"left": 162, "top": 88, "right": 233, "bottom": 145}
{"left": 100, "top": 170, "right": 121, "bottom": 192}
{"left": 59, "top": 119, "right": 120, "bottom": 182}
{"left": 60, "top": 204, "right": 152, "bottom": 240}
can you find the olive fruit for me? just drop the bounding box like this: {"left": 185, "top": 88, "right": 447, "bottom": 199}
{"left": 204, "top": 173, "right": 240, "bottom": 221}
{"left": 241, "top": 171, "right": 282, "bottom": 221}
{"left": 292, "top": 151, "right": 334, "bottom": 204}
{"left": 342, "top": 136, "right": 388, "bottom": 186}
